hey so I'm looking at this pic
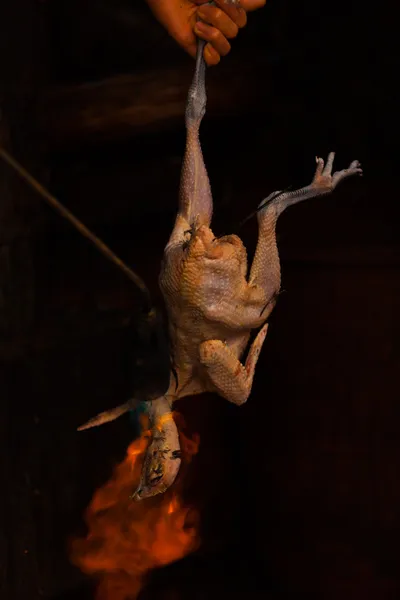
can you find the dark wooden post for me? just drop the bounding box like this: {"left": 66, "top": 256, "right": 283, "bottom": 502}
{"left": 1, "top": 2, "right": 48, "bottom": 599}
{"left": 0, "top": 0, "right": 47, "bottom": 353}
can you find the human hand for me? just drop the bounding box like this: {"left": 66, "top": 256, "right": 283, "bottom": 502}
{"left": 146, "top": 0, "right": 266, "bottom": 66}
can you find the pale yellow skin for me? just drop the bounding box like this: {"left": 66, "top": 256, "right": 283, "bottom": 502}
{"left": 160, "top": 223, "right": 271, "bottom": 405}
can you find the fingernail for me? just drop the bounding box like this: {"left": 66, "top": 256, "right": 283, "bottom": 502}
{"left": 197, "top": 9, "right": 206, "bottom": 18}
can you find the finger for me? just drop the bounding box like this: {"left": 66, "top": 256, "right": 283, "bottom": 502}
{"left": 194, "top": 21, "right": 231, "bottom": 57}
{"left": 173, "top": 32, "right": 197, "bottom": 59}
{"left": 204, "top": 43, "right": 221, "bottom": 66}
{"left": 197, "top": 4, "right": 239, "bottom": 39}
{"left": 213, "top": 0, "right": 247, "bottom": 28}
{"left": 239, "top": 0, "right": 267, "bottom": 11}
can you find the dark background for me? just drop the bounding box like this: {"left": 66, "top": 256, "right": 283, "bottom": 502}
{"left": 1, "top": 0, "right": 399, "bottom": 598}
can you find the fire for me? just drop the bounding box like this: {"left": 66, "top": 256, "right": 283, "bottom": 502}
{"left": 70, "top": 413, "right": 200, "bottom": 600}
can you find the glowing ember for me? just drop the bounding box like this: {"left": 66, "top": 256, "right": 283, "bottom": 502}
{"left": 70, "top": 413, "right": 200, "bottom": 600}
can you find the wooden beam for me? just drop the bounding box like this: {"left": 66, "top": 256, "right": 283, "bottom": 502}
{"left": 36, "top": 60, "right": 273, "bottom": 149}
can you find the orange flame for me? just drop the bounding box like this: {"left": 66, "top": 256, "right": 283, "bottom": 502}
{"left": 70, "top": 413, "right": 200, "bottom": 600}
